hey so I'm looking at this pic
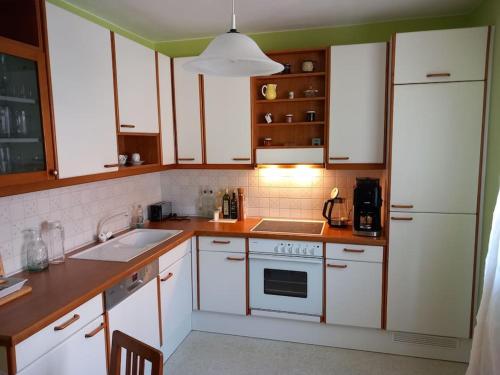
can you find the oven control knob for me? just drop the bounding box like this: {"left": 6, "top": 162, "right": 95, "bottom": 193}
{"left": 302, "top": 248, "right": 307, "bottom": 255}
{"left": 274, "top": 245, "right": 279, "bottom": 253}
{"left": 294, "top": 246, "right": 300, "bottom": 254}
{"left": 309, "top": 248, "right": 315, "bottom": 256}
{"left": 288, "top": 247, "right": 293, "bottom": 254}
{"left": 280, "top": 245, "right": 286, "bottom": 253}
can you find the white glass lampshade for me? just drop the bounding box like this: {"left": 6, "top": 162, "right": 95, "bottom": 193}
{"left": 183, "top": 32, "right": 284, "bottom": 77}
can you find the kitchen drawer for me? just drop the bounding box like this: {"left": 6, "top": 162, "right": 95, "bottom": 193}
{"left": 16, "top": 294, "right": 103, "bottom": 371}
{"left": 159, "top": 239, "right": 191, "bottom": 272}
{"left": 326, "top": 243, "right": 383, "bottom": 263}
{"left": 198, "top": 236, "right": 245, "bottom": 253}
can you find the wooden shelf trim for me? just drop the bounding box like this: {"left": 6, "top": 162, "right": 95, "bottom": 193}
{"left": 254, "top": 72, "right": 326, "bottom": 80}
{"left": 256, "top": 121, "right": 324, "bottom": 127}
{"left": 255, "top": 145, "right": 324, "bottom": 149}
{"left": 256, "top": 97, "right": 325, "bottom": 103}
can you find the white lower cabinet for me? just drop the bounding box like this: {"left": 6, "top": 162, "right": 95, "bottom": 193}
{"left": 199, "top": 250, "right": 246, "bottom": 315}
{"left": 325, "top": 243, "right": 383, "bottom": 329}
{"left": 107, "top": 278, "right": 161, "bottom": 349}
{"left": 159, "top": 252, "right": 192, "bottom": 360}
{"left": 18, "top": 316, "right": 106, "bottom": 375}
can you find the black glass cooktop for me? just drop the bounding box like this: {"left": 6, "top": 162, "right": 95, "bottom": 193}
{"left": 251, "top": 219, "right": 325, "bottom": 236}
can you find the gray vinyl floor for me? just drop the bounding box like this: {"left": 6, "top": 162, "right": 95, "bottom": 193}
{"left": 164, "top": 331, "right": 468, "bottom": 375}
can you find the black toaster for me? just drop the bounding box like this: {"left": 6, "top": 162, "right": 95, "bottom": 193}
{"left": 148, "top": 201, "right": 173, "bottom": 221}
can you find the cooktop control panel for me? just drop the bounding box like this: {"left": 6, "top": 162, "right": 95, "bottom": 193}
{"left": 249, "top": 238, "right": 323, "bottom": 257}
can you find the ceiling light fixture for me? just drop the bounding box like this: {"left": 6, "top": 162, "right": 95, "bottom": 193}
{"left": 183, "top": 0, "right": 283, "bottom": 77}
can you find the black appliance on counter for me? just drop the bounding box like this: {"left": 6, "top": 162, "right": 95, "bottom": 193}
{"left": 353, "top": 178, "right": 382, "bottom": 237}
{"left": 148, "top": 201, "right": 172, "bottom": 221}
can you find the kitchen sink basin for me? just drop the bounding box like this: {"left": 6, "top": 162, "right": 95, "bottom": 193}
{"left": 70, "top": 229, "right": 183, "bottom": 262}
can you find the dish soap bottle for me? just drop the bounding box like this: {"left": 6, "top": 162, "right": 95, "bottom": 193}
{"left": 133, "top": 205, "right": 145, "bottom": 228}
{"left": 230, "top": 190, "right": 238, "bottom": 219}
{"left": 222, "top": 189, "right": 230, "bottom": 219}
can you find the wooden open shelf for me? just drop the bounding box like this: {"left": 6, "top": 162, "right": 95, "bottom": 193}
{"left": 252, "top": 48, "right": 329, "bottom": 155}
{"left": 117, "top": 133, "right": 161, "bottom": 166}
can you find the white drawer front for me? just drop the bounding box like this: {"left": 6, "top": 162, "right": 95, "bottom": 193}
{"left": 394, "top": 27, "right": 488, "bottom": 84}
{"left": 16, "top": 294, "right": 103, "bottom": 371}
{"left": 326, "top": 243, "right": 383, "bottom": 263}
{"left": 159, "top": 239, "right": 191, "bottom": 272}
{"left": 198, "top": 236, "right": 245, "bottom": 253}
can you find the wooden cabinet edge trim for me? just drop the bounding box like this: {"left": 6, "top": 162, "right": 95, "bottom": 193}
{"left": 325, "top": 163, "right": 385, "bottom": 170}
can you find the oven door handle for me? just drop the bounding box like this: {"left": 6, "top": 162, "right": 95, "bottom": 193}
{"left": 249, "top": 253, "right": 323, "bottom": 264}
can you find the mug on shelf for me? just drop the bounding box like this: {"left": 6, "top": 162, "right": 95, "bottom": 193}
{"left": 261, "top": 84, "right": 277, "bottom": 100}
{"left": 131, "top": 153, "right": 141, "bottom": 162}
{"left": 301, "top": 60, "right": 315, "bottom": 72}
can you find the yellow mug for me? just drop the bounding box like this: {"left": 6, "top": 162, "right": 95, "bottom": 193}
{"left": 261, "top": 84, "right": 277, "bottom": 100}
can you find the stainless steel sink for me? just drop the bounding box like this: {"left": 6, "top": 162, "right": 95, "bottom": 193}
{"left": 70, "top": 229, "right": 183, "bottom": 262}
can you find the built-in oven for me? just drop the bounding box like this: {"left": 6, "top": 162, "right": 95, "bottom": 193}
{"left": 249, "top": 238, "right": 323, "bottom": 322}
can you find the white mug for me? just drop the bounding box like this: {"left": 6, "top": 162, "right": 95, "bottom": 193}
{"left": 131, "top": 153, "right": 141, "bottom": 162}
{"left": 118, "top": 154, "right": 128, "bottom": 165}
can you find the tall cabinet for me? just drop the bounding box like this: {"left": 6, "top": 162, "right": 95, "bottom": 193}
{"left": 387, "top": 27, "right": 490, "bottom": 338}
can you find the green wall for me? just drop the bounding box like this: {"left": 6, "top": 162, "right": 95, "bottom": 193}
{"left": 467, "top": 0, "right": 500, "bottom": 291}
{"left": 156, "top": 16, "right": 469, "bottom": 56}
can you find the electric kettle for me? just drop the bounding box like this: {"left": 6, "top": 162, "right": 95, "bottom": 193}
{"left": 323, "top": 188, "right": 349, "bottom": 227}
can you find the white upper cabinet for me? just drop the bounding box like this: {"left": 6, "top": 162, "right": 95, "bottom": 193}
{"left": 328, "top": 43, "right": 387, "bottom": 165}
{"left": 46, "top": 3, "right": 118, "bottom": 178}
{"left": 173, "top": 57, "right": 203, "bottom": 164}
{"left": 157, "top": 53, "right": 176, "bottom": 165}
{"left": 203, "top": 76, "right": 251, "bottom": 164}
{"left": 390, "top": 82, "right": 483, "bottom": 214}
{"left": 394, "top": 27, "right": 489, "bottom": 84}
{"left": 114, "top": 34, "right": 158, "bottom": 133}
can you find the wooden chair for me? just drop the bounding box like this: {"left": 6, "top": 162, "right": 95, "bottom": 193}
{"left": 109, "top": 330, "right": 164, "bottom": 375}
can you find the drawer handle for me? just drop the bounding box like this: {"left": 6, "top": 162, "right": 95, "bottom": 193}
{"left": 160, "top": 272, "right": 174, "bottom": 282}
{"left": 329, "top": 156, "right": 350, "bottom": 161}
{"left": 178, "top": 158, "right": 195, "bottom": 161}
{"left": 226, "top": 256, "right": 245, "bottom": 261}
{"left": 343, "top": 248, "right": 365, "bottom": 253}
{"left": 391, "top": 204, "right": 414, "bottom": 209}
{"left": 54, "top": 314, "right": 80, "bottom": 331}
{"left": 391, "top": 216, "right": 413, "bottom": 221}
{"left": 327, "top": 264, "right": 348, "bottom": 269}
{"left": 212, "top": 240, "right": 231, "bottom": 244}
{"left": 232, "top": 157, "right": 251, "bottom": 161}
{"left": 120, "top": 124, "right": 136, "bottom": 128}
{"left": 104, "top": 163, "right": 120, "bottom": 168}
{"left": 85, "top": 322, "right": 105, "bottom": 338}
{"left": 426, "top": 73, "right": 451, "bottom": 78}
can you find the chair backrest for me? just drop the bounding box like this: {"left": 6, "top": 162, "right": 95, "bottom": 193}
{"left": 109, "top": 330, "right": 164, "bottom": 375}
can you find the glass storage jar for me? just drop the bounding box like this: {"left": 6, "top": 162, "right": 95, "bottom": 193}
{"left": 24, "top": 228, "right": 49, "bottom": 272}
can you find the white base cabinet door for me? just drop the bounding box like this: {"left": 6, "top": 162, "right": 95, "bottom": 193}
{"left": 387, "top": 212, "right": 476, "bottom": 338}
{"left": 46, "top": 3, "right": 118, "bottom": 178}
{"left": 160, "top": 253, "right": 192, "bottom": 360}
{"left": 203, "top": 76, "right": 251, "bottom": 164}
{"left": 328, "top": 43, "right": 387, "bottom": 165}
{"left": 114, "top": 34, "right": 158, "bottom": 133}
{"left": 107, "top": 279, "right": 161, "bottom": 349}
{"left": 199, "top": 251, "right": 246, "bottom": 315}
{"left": 391, "top": 82, "right": 483, "bottom": 214}
{"left": 326, "top": 260, "right": 382, "bottom": 329}
{"left": 173, "top": 57, "right": 203, "bottom": 164}
{"left": 17, "top": 316, "right": 106, "bottom": 375}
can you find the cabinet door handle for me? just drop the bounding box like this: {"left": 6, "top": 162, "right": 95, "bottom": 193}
{"left": 212, "top": 240, "right": 231, "bottom": 244}
{"left": 391, "top": 204, "right": 414, "bottom": 209}
{"left": 54, "top": 314, "right": 80, "bottom": 331}
{"left": 85, "top": 322, "right": 105, "bottom": 338}
{"left": 232, "top": 157, "right": 251, "bottom": 161}
{"left": 178, "top": 158, "right": 195, "bottom": 161}
{"left": 104, "top": 164, "right": 120, "bottom": 168}
{"left": 329, "top": 156, "right": 350, "bottom": 161}
{"left": 226, "top": 256, "right": 245, "bottom": 261}
{"left": 391, "top": 216, "right": 413, "bottom": 221}
{"left": 160, "top": 272, "right": 174, "bottom": 282}
{"left": 120, "top": 124, "right": 136, "bottom": 128}
{"left": 51, "top": 170, "right": 58, "bottom": 177}
{"left": 426, "top": 72, "right": 451, "bottom": 78}
{"left": 343, "top": 248, "right": 365, "bottom": 253}
{"left": 327, "top": 264, "right": 348, "bottom": 269}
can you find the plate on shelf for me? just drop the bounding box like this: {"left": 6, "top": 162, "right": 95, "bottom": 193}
{"left": 128, "top": 160, "right": 145, "bottom": 166}
{"left": 0, "top": 277, "right": 27, "bottom": 299}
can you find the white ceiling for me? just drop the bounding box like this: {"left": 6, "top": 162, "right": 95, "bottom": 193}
{"left": 63, "top": 0, "right": 480, "bottom": 42}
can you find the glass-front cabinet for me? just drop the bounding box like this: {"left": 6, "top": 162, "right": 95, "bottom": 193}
{"left": 0, "top": 1, "right": 56, "bottom": 188}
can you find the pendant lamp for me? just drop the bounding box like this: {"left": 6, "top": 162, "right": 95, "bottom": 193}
{"left": 183, "top": 0, "right": 283, "bottom": 77}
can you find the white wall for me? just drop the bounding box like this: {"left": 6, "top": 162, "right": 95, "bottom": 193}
{"left": 0, "top": 173, "right": 161, "bottom": 275}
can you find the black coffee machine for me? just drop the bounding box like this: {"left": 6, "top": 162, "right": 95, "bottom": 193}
{"left": 353, "top": 178, "right": 382, "bottom": 237}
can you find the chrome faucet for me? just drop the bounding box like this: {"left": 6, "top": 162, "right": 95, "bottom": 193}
{"left": 97, "top": 211, "right": 129, "bottom": 243}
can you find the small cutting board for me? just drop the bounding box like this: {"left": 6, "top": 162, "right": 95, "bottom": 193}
{"left": 0, "top": 286, "right": 32, "bottom": 307}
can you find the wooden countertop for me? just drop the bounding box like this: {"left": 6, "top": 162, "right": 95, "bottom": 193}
{"left": 0, "top": 217, "right": 385, "bottom": 347}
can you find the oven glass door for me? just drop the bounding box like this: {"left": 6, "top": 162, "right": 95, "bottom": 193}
{"left": 249, "top": 254, "right": 323, "bottom": 316}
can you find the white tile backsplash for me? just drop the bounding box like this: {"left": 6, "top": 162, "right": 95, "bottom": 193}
{"left": 161, "top": 168, "right": 386, "bottom": 222}
{"left": 0, "top": 173, "right": 162, "bottom": 275}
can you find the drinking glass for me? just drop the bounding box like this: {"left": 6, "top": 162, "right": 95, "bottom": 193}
{"left": 0, "top": 106, "right": 11, "bottom": 137}
{"left": 0, "top": 145, "right": 11, "bottom": 174}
